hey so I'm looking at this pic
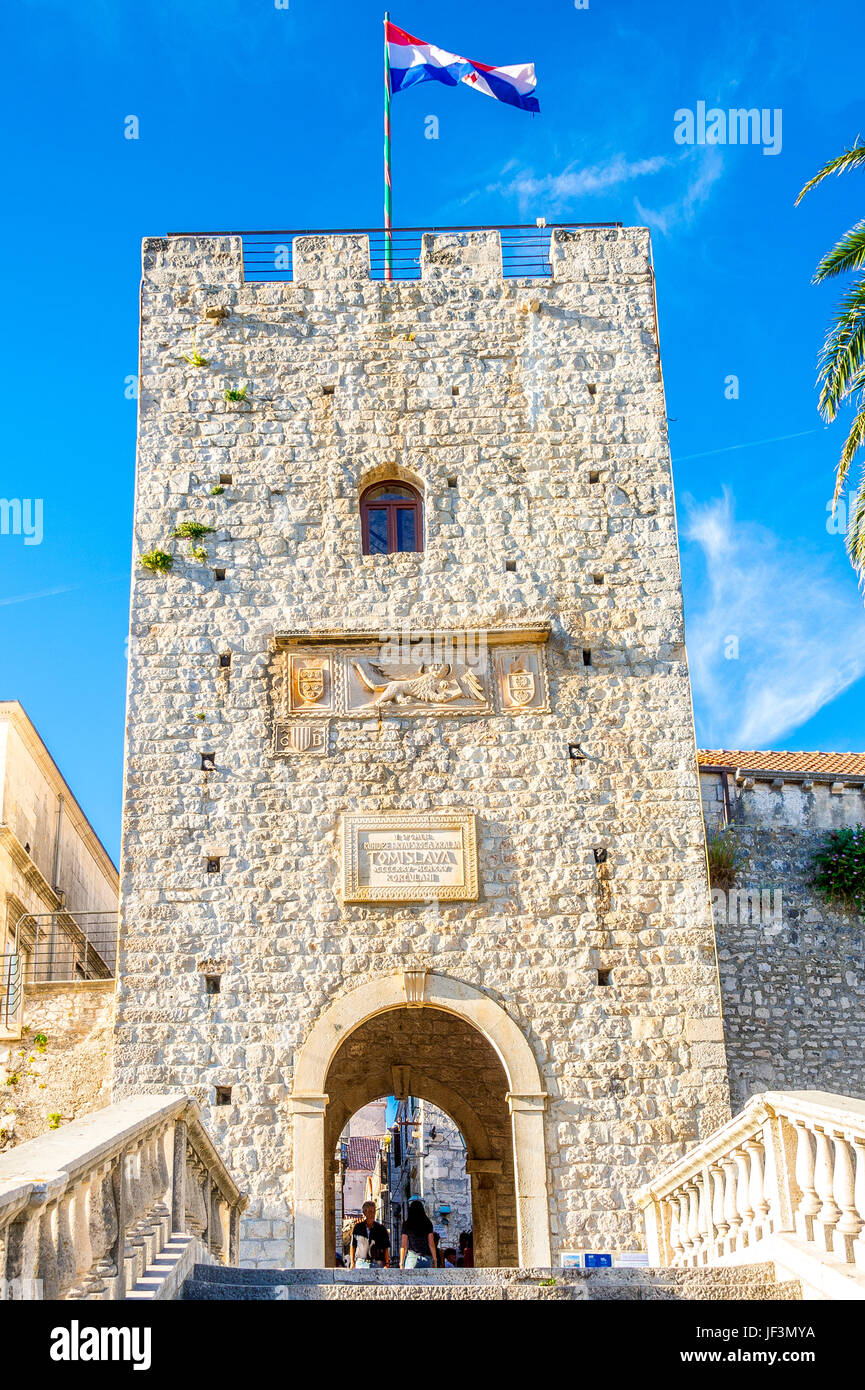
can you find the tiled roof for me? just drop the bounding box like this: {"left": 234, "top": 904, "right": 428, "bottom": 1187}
{"left": 698, "top": 749, "right": 865, "bottom": 777}
{"left": 346, "top": 1136, "right": 381, "bottom": 1172}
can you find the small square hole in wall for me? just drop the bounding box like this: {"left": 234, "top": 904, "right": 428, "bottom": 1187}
{"left": 593, "top": 846, "right": 608, "bottom": 864}
{"left": 322, "top": 384, "right": 335, "bottom": 396}
{"left": 201, "top": 752, "right": 216, "bottom": 771}
{"left": 582, "top": 649, "right": 592, "bottom": 666}
{"left": 215, "top": 1086, "right": 232, "bottom": 1106}
{"left": 589, "top": 470, "right": 600, "bottom": 484}
{"left": 206, "top": 857, "right": 221, "bottom": 874}
{"left": 587, "top": 383, "right": 597, "bottom": 396}
{"left": 219, "top": 653, "right": 231, "bottom": 669}
{"left": 214, "top": 569, "right": 226, "bottom": 582}
{"left": 597, "top": 968, "right": 612, "bottom": 988}
{"left": 505, "top": 560, "right": 517, "bottom": 573}
{"left": 219, "top": 473, "right": 232, "bottom": 485}
{"left": 447, "top": 476, "right": 458, "bottom": 488}
{"left": 592, "top": 574, "right": 603, "bottom": 585}
{"left": 452, "top": 385, "right": 460, "bottom": 396}
{"left": 205, "top": 974, "right": 221, "bottom": 995}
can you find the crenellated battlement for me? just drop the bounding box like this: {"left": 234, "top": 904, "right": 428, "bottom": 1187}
{"left": 142, "top": 224, "right": 652, "bottom": 288}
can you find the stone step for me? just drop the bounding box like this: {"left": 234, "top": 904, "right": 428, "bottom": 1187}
{"left": 183, "top": 1264, "right": 801, "bottom": 1301}
{"left": 189, "top": 1261, "right": 783, "bottom": 1288}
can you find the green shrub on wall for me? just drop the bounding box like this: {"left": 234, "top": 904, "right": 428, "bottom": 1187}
{"left": 706, "top": 827, "right": 746, "bottom": 892}
{"left": 812, "top": 824, "right": 865, "bottom": 915}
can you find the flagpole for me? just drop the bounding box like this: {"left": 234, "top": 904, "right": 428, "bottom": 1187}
{"left": 383, "top": 11, "right": 393, "bottom": 281}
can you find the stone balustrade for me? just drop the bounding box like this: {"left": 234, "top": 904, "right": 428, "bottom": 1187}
{"left": 638, "top": 1090, "right": 865, "bottom": 1271}
{"left": 0, "top": 1094, "right": 245, "bottom": 1299}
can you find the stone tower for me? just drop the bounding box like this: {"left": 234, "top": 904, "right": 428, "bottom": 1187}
{"left": 115, "top": 227, "right": 730, "bottom": 1269}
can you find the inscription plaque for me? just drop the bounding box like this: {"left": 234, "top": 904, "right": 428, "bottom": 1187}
{"left": 342, "top": 811, "right": 479, "bottom": 903}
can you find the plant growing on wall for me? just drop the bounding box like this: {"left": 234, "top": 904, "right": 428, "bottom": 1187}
{"left": 224, "top": 385, "right": 247, "bottom": 402}
{"left": 706, "top": 828, "right": 746, "bottom": 891}
{"left": 812, "top": 824, "right": 865, "bottom": 914}
{"left": 181, "top": 332, "right": 209, "bottom": 368}
{"left": 209, "top": 484, "right": 225, "bottom": 495}
{"left": 172, "top": 520, "right": 215, "bottom": 562}
{"left": 47, "top": 1112, "right": 62, "bottom": 1130}
{"left": 139, "top": 548, "right": 173, "bottom": 574}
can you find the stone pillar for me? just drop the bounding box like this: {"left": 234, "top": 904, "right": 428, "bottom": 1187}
{"left": 507, "top": 1092, "right": 551, "bottom": 1267}
{"left": 289, "top": 1093, "right": 329, "bottom": 1268}
{"left": 466, "top": 1160, "right": 502, "bottom": 1267}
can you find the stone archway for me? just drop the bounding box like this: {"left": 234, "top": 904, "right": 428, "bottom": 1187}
{"left": 290, "top": 970, "right": 550, "bottom": 1268}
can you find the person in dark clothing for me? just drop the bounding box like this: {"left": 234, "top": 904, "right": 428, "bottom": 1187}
{"left": 399, "top": 1199, "right": 437, "bottom": 1269}
{"left": 350, "top": 1201, "right": 391, "bottom": 1268}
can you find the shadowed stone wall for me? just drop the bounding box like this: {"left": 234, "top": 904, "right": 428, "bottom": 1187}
{"left": 701, "top": 769, "right": 865, "bottom": 1111}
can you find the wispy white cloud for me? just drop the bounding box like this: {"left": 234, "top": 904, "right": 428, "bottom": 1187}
{"left": 684, "top": 489, "right": 865, "bottom": 747}
{"left": 634, "top": 148, "right": 723, "bottom": 234}
{"left": 477, "top": 154, "right": 669, "bottom": 216}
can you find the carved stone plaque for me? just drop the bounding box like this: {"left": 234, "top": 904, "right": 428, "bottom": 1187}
{"left": 273, "top": 721, "right": 329, "bottom": 757}
{"left": 492, "top": 647, "right": 550, "bottom": 713}
{"left": 342, "top": 811, "right": 479, "bottom": 903}
{"left": 344, "top": 649, "right": 490, "bottom": 716}
{"left": 287, "top": 654, "right": 333, "bottom": 714}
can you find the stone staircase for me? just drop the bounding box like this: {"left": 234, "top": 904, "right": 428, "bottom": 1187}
{"left": 183, "top": 1263, "right": 801, "bottom": 1301}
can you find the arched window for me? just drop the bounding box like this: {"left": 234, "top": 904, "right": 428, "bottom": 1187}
{"left": 360, "top": 481, "right": 423, "bottom": 555}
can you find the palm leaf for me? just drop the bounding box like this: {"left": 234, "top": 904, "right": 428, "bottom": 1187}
{"left": 845, "top": 469, "right": 865, "bottom": 581}
{"left": 795, "top": 139, "right": 865, "bottom": 204}
{"left": 816, "top": 276, "right": 865, "bottom": 420}
{"left": 813, "top": 221, "right": 865, "bottom": 282}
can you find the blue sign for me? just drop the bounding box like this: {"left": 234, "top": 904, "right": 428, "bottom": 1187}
{"left": 583, "top": 1253, "right": 613, "bottom": 1268}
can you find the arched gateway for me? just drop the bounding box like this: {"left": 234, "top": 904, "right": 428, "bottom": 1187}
{"left": 291, "top": 971, "right": 551, "bottom": 1267}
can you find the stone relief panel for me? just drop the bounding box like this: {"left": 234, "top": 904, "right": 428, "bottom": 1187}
{"left": 273, "top": 721, "right": 329, "bottom": 758}
{"left": 273, "top": 634, "right": 550, "bottom": 722}
{"left": 342, "top": 811, "right": 479, "bottom": 903}
{"left": 492, "top": 647, "right": 550, "bottom": 714}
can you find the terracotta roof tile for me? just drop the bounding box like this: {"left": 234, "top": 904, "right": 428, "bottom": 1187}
{"left": 698, "top": 749, "right": 865, "bottom": 777}
{"left": 346, "top": 1136, "right": 381, "bottom": 1172}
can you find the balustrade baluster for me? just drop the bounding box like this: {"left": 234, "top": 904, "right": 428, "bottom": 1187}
{"left": 674, "top": 1190, "right": 690, "bottom": 1266}
{"left": 830, "top": 1130, "right": 861, "bottom": 1263}
{"left": 696, "top": 1171, "right": 711, "bottom": 1264}
{"left": 745, "top": 1139, "right": 770, "bottom": 1243}
{"left": 813, "top": 1126, "right": 842, "bottom": 1252}
{"left": 852, "top": 1137, "right": 865, "bottom": 1273}
{"left": 685, "top": 1181, "right": 700, "bottom": 1267}
{"left": 722, "top": 1155, "right": 741, "bottom": 1255}
{"left": 667, "top": 1194, "right": 682, "bottom": 1266}
{"left": 734, "top": 1149, "right": 754, "bottom": 1246}
{"left": 709, "top": 1162, "right": 728, "bottom": 1259}
{"left": 793, "top": 1120, "right": 821, "bottom": 1241}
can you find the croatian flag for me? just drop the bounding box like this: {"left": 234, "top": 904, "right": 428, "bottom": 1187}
{"left": 386, "top": 21, "right": 539, "bottom": 114}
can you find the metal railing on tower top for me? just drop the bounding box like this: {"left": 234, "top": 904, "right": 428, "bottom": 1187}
{"left": 166, "top": 222, "right": 623, "bottom": 283}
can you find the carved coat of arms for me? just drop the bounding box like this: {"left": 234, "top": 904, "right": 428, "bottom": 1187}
{"left": 506, "top": 662, "right": 536, "bottom": 707}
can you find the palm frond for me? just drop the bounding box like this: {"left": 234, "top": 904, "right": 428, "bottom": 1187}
{"left": 845, "top": 470, "right": 865, "bottom": 582}
{"left": 814, "top": 221, "right": 865, "bottom": 282}
{"left": 833, "top": 404, "right": 865, "bottom": 505}
{"left": 795, "top": 139, "right": 865, "bottom": 204}
{"left": 816, "top": 276, "right": 865, "bottom": 420}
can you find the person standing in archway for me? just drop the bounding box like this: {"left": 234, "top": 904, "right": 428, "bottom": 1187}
{"left": 350, "top": 1202, "right": 391, "bottom": 1269}
{"left": 399, "top": 1200, "right": 437, "bottom": 1270}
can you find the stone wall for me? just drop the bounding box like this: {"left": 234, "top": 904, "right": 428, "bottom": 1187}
{"left": 115, "top": 228, "right": 730, "bottom": 1266}
{"left": 0, "top": 980, "right": 114, "bottom": 1148}
{"left": 701, "top": 769, "right": 865, "bottom": 1112}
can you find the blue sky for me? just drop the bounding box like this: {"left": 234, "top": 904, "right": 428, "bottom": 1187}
{"left": 2, "top": 0, "right": 864, "bottom": 862}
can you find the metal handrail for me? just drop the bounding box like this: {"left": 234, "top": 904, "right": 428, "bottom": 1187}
{"left": 0, "top": 954, "right": 22, "bottom": 1031}
{"left": 10, "top": 910, "right": 118, "bottom": 984}
{"left": 165, "top": 222, "right": 623, "bottom": 283}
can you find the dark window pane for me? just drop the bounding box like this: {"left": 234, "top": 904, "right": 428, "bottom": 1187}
{"left": 396, "top": 508, "right": 417, "bottom": 552}
{"left": 367, "top": 509, "right": 389, "bottom": 554}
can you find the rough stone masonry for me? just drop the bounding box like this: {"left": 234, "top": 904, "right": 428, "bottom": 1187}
{"left": 114, "top": 227, "right": 731, "bottom": 1267}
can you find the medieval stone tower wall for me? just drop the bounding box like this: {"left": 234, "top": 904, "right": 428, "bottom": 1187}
{"left": 115, "top": 227, "right": 730, "bottom": 1268}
